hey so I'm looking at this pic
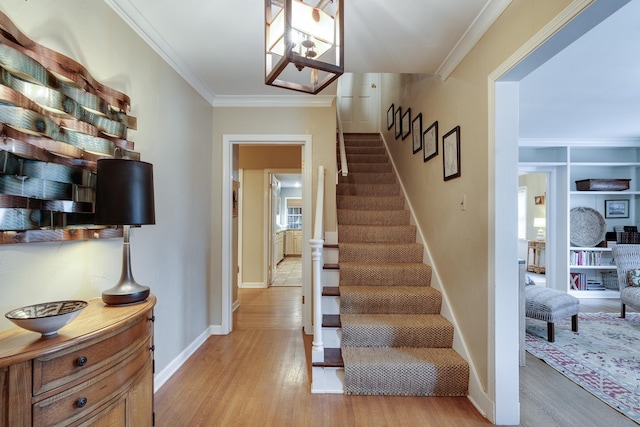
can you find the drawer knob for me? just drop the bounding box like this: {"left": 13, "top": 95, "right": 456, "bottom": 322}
{"left": 76, "top": 356, "right": 88, "bottom": 367}
{"left": 76, "top": 397, "right": 88, "bottom": 408}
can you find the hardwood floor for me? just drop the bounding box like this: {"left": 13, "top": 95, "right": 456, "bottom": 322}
{"left": 154, "top": 288, "right": 637, "bottom": 426}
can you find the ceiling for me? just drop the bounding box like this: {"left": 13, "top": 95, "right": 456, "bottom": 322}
{"left": 518, "top": 0, "right": 640, "bottom": 140}
{"left": 105, "top": 0, "right": 510, "bottom": 104}
{"left": 275, "top": 174, "right": 302, "bottom": 188}
{"left": 105, "top": 0, "right": 640, "bottom": 140}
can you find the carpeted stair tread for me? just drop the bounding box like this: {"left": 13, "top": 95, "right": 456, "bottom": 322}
{"left": 337, "top": 183, "right": 400, "bottom": 196}
{"left": 338, "top": 224, "right": 416, "bottom": 243}
{"left": 339, "top": 242, "right": 423, "bottom": 263}
{"left": 339, "top": 262, "right": 432, "bottom": 286}
{"left": 347, "top": 163, "right": 392, "bottom": 173}
{"left": 341, "top": 314, "right": 454, "bottom": 348}
{"left": 343, "top": 154, "right": 389, "bottom": 164}
{"left": 338, "top": 173, "right": 396, "bottom": 184}
{"left": 337, "top": 195, "right": 405, "bottom": 210}
{"left": 339, "top": 286, "right": 441, "bottom": 314}
{"left": 342, "top": 347, "right": 469, "bottom": 396}
{"left": 338, "top": 209, "right": 410, "bottom": 225}
{"left": 341, "top": 140, "right": 383, "bottom": 148}
{"left": 341, "top": 146, "right": 387, "bottom": 155}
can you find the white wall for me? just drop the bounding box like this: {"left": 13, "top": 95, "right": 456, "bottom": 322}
{"left": 0, "top": 0, "right": 213, "bottom": 378}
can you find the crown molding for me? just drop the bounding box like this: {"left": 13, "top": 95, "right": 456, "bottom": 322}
{"left": 436, "top": 0, "right": 513, "bottom": 80}
{"left": 212, "top": 95, "right": 335, "bottom": 108}
{"left": 105, "top": 0, "right": 217, "bottom": 105}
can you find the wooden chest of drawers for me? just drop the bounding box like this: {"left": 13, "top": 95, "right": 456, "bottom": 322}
{"left": 0, "top": 295, "right": 156, "bottom": 426}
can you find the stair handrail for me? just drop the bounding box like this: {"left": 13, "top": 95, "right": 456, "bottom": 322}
{"left": 310, "top": 165, "right": 325, "bottom": 356}
{"left": 336, "top": 105, "right": 348, "bottom": 177}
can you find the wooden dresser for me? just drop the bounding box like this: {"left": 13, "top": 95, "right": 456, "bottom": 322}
{"left": 0, "top": 294, "right": 156, "bottom": 426}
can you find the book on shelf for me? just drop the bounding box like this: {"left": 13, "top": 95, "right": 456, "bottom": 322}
{"left": 570, "top": 250, "right": 602, "bottom": 266}
{"left": 570, "top": 272, "right": 588, "bottom": 290}
{"left": 586, "top": 280, "right": 605, "bottom": 291}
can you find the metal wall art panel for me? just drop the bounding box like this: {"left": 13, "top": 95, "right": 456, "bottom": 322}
{"left": 0, "top": 12, "right": 140, "bottom": 243}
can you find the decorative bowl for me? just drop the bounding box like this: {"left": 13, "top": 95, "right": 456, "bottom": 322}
{"left": 5, "top": 300, "right": 88, "bottom": 336}
{"left": 570, "top": 206, "right": 606, "bottom": 247}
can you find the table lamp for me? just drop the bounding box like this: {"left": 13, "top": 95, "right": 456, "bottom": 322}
{"left": 94, "top": 159, "right": 155, "bottom": 305}
{"left": 534, "top": 217, "right": 546, "bottom": 241}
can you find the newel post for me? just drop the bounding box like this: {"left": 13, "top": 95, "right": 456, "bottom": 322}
{"left": 310, "top": 238, "right": 324, "bottom": 358}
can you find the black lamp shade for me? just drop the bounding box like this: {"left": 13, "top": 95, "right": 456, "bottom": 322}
{"left": 95, "top": 159, "right": 155, "bottom": 226}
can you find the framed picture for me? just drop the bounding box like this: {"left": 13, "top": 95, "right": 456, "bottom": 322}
{"left": 423, "top": 120, "right": 438, "bottom": 162}
{"left": 394, "top": 107, "right": 402, "bottom": 139}
{"left": 534, "top": 195, "right": 545, "bottom": 205}
{"left": 605, "top": 199, "right": 629, "bottom": 218}
{"left": 387, "top": 104, "right": 394, "bottom": 130}
{"left": 401, "top": 108, "right": 411, "bottom": 140}
{"left": 443, "top": 126, "right": 461, "bottom": 181}
{"left": 411, "top": 113, "right": 422, "bottom": 154}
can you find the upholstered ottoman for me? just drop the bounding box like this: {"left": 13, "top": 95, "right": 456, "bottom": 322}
{"left": 525, "top": 285, "right": 579, "bottom": 342}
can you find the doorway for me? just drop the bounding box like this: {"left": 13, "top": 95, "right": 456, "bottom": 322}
{"left": 518, "top": 171, "right": 551, "bottom": 288}
{"left": 222, "top": 135, "right": 312, "bottom": 335}
{"left": 270, "top": 173, "right": 303, "bottom": 288}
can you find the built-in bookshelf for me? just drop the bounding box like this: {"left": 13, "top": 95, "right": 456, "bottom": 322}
{"left": 569, "top": 247, "right": 617, "bottom": 294}
{"left": 520, "top": 141, "right": 640, "bottom": 298}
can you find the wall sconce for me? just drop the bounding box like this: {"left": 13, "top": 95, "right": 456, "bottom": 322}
{"left": 94, "top": 159, "right": 155, "bottom": 305}
{"left": 534, "top": 217, "right": 546, "bottom": 241}
{"left": 265, "top": 0, "right": 343, "bottom": 94}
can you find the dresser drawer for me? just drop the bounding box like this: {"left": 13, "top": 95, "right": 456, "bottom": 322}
{"left": 32, "top": 339, "right": 151, "bottom": 427}
{"left": 33, "top": 314, "right": 151, "bottom": 396}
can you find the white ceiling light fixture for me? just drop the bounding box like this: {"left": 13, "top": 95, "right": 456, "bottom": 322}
{"left": 265, "top": 0, "right": 343, "bottom": 94}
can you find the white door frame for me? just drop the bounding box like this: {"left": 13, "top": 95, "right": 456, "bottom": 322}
{"left": 221, "top": 134, "right": 313, "bottom": 335}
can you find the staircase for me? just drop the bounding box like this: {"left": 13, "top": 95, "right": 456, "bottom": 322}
{"left": 312, "top": 133, "right": 469, "bottom": 396}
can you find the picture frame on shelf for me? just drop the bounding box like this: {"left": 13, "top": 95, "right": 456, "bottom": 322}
{"left": 605, "top": 199, "right": 629, "bottom": 218}
{"left": 401, "top": 108, "right": 411, "bottom": 140}
{"left": 394, "top": 107, "right": 402, "bottom": 139}
{"left": 443, "top": 126, "right": 461, "bottom": 181}
{"left": 423, "top": 120, "right": 438, "bottom": 162}
{"left": 387, "top": 104, "right": 394, "bottom": 130}
{"left": 412, "top": 113, "right": 422, "bottom": 154}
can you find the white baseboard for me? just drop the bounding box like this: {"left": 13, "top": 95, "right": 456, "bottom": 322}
{"left": 240, "top": 282, "right": 267, "bottom": 288}
{"left": 154, "top": 323, "right": 224, "bottom": 393}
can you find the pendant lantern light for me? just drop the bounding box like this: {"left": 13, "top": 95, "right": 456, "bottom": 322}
{"left": 265, "top": 0, "right": 343, "bottom": 94}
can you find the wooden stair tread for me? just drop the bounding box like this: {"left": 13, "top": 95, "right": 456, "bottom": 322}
{"left": 324, "top": 263, "right": 339, "bottom": 270}
{"left": 323, "top": 314, "right": 341, "bottom": 328}
{"left": 324, "top": 243, "right": 339, "bottom": 249}
{"left": 312, "top": 348, "right": 344, "bottom": 368}
{"left": 322, "top": 287, "right": 340, "bottom": 297}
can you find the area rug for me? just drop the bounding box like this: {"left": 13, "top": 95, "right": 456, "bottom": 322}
{"left": 526, "top": 313, "right": 640, "bottom": 423}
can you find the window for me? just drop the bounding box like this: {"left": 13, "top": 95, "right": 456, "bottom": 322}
{"left": 286, "top": 198, "right": 302, "bottom": 229}
{"left": 518, "top": 187, "right": 527, "bottom": 239}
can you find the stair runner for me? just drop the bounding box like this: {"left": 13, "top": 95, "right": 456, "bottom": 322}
{"left": 335, "top": 133, "right": 469, "bottom": 396}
